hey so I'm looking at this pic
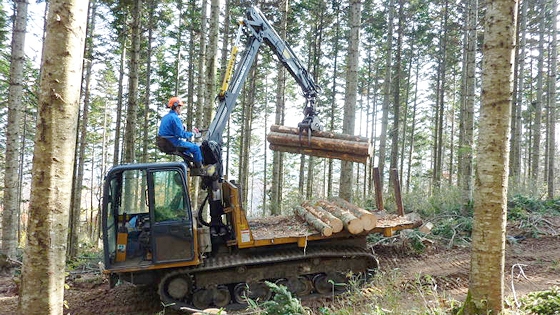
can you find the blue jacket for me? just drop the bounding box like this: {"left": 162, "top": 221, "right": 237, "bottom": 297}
{"left": 158, "top": 110, "right": 193, "bottom": 147}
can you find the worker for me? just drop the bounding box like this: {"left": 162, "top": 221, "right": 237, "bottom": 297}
{"left": 158, "top": 96, "right": 205, "bottom": 170}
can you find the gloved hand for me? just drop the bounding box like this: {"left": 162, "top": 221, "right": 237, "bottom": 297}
{"left": 193, "top": 128, "right": 202, "bottom": 138}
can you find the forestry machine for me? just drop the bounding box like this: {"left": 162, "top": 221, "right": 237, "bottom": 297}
{"left": 101, "top": 6, "right": 413, "bottom": 311}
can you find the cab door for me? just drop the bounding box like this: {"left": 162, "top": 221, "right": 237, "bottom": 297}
{"left": 148, "top": 168, "right": 195, "bottom": 263}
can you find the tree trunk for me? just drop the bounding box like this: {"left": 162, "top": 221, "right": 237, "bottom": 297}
{"left": 327, "top": 1, "right": 341, "bottom": 198}
{"left": 530, "top": 0, "right": 545, "bottom": 182}
{"left": 461, "top": 0, "right": 516, "bottom": 312}
{"left": 433, "top": 0, "right": 449, "bottom": 190}
{"left": 2, "top": 0, "right": 28, "bottom": 260}
{"left": 69, "top": 0, "right": 97, "bottom": 260}
{"left": 406, "top": 61, "right": 420, "bottom": 193}
{"left": 196, "top": 0, "right": 207, "bottom": 128}
{"left": 204, "top": 0, "right": 220, "bottom": 127}
{"left": 458, "top": 0, "right": 477, "bottom": 206}
{"left": 510, "top": 0, "right": 527, "bottom": 179}
{"left": 18, "top": 1, "right": 88, "bottom": 313}
{"left": 389, "top": 0, "right": 404, "bottom": 188}
{"left": 112, "top": 37, "right": 126, "bottom": 166}
{"left": 546, "top": 0, "right": 557, "bottom": 199}
{"left": 123, "top": 0, "right": 142, "bottom": 163}
{"left": 339, "top": 0, "right": 361, "bottom": 201}
{"left": 378, "top": 0, "right": 394, "bottom": 194}
{"left": 141, "top": 0, "right": 155, "bottom": 163}
{"left": 270, "top": 0, "right": 288, "bottom": 215}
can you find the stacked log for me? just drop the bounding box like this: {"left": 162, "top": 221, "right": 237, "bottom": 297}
{"left": 330, "top": 198, "right": 377, "bottom": 231}
{"left": 294, "top": 206, "right": 333, "bottom": 237}
{"left": 294, "top": 199, "right": 377, "bottom": 236}
{"left": 301, "top": 202, "right": 343, "bottom": 233}
{"left": 316, "top": 200, "right": 363, "bottom": 234}
{"left": 267, "top": 125, "right": 373, "bottom": 164}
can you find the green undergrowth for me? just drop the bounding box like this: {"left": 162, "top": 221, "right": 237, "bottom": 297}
{"left": 516, "top": 286, "right": 560, "bottom": 315}
{"left": 375, "top": 187, "right": 560, "bottom": 250}
{"left": 247, "top": 272, "right": 461, "bottom": 315}
{"left": 246, "top": 277, "right": 560, "bottom": 315}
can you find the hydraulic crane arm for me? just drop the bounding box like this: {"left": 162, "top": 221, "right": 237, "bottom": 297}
{"left": 206, "top": 6, "right": 321, "bottom": 145}
{"left": 198, "top": 6, "right": 323, "bottom": 230}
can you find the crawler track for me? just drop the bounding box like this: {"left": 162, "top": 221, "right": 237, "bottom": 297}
{"left": 158, "top": 244, "right": 378, "bottom": 311}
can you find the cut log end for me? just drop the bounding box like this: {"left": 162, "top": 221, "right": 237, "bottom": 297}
{"left": 346, "top": 219, "right": 364, "bottom": 235}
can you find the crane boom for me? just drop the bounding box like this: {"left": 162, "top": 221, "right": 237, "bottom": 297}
{"left": 205, "top": 6, "right": 321, "bottom": 150}
{"left": 198, "top": 6, "right": 324, "bottom": 232}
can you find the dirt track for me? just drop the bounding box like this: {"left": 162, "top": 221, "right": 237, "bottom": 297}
{"left": 1, "top": 235, "right": 558, "bottom": 314}
{"left": 376, "top": 235, "right": 560, "bottom": 300}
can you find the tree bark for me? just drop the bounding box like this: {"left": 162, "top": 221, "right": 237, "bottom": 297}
{"left": 18, "top": 1, "right": 88, "bottom": 313}
{"left": 2, "top": 0, "right": 28, "bottom": 260}
{"left": 462, "top": 0, "right": 516, "bottom": 312}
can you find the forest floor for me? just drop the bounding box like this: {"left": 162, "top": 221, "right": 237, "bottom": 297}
{"left": 1, "top": 222, "right": 559, "bottom": 314}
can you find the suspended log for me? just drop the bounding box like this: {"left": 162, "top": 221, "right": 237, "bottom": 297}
{"left": 267, "top": 131, "right": 371, "bottom": 156}
{"left": 316, "top": 201, "right": 363, "bottom": 234}
{"left": 270, "top": 125, "right": 370, "bottom": 142}
{"left": 330, "top": 198, "right": 377, "bottom": 231}
{"left": 267, "top": 125, "right": 373, "bottom": 164}
{"left": 301, "top": 202, "right": 343, "bottom": 233}
{"left": 268, "top": 144, "right": 369, "bottom": 164}
{"left": 294, "top": 206, "right": 333, "bottom": 237}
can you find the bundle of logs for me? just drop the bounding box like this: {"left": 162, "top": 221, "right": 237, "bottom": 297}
{"left": 267, "top": 125, "right": 373, "bottom": 164}
{"left": 294, "top": 198, "right": 377, "bottom": 237}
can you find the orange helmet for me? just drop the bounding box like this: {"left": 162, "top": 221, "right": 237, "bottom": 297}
{"left": 167, "top": 96, "right": 184, "bottom": 108}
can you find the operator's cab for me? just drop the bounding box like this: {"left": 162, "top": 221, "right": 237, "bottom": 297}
{"left": 102, "top": 163, "right": 201, "bottom": 272}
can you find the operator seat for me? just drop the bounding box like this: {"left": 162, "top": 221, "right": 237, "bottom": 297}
{"left": 156, "top": 136, "right": 195, "bottom": 166}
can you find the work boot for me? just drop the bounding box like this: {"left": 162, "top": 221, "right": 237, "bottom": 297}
{"left": 210, "top": 226, "right": 219, "bottom": 237}
{"left": 210, "top": 225, "right": 227, "bottom": 237}
{"left": 218, "top": 226, "right": 227, "bottom": 236}
{"left": 190, "top": 161, "right": 205, "bottom": 176}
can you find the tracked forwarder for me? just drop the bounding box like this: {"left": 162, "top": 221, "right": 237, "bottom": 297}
{"left": 101, "top": 6, "right": 421, "bottom": 311}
